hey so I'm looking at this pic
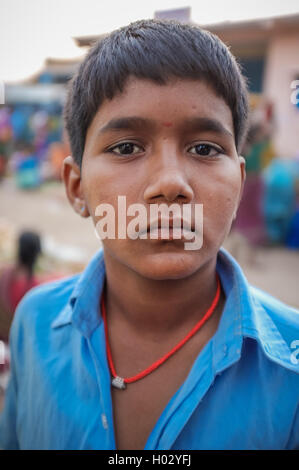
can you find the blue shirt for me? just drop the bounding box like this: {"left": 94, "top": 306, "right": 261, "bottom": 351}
{"left": 0, "top": 248, "right": 299, "bottom": 450}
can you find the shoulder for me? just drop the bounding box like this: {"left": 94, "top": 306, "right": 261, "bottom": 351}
{"left": 248, "top": 285, "right": 299, "bottom": 374}
{"left": 250, "top": 285, "right": 299, "bottom": 340}
{"left": 9, "top": 249, "right": 105, "bottom": 349}
{"left": 10, "top": 274, "right": 80, "bottom": 341}
{"left": 16, "top": 273, "right": 79, "bottom": 311}
{"left": 217, "top": 248, "right": 299, "bottom": 375}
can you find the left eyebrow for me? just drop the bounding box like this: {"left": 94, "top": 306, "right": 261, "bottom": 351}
{"left": 182, "top": 117, "right": 233, "bottom": 138}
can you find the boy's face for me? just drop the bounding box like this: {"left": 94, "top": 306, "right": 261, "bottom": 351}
{"left": 64, "top": 77, "right": 245, "bottom": 280}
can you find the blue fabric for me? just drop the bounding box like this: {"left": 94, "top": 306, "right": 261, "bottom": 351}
{"left": 286, "top": 208, "right": 299, "bottom": 249}
{"left": 263, "top": 159, "right": 296, "bottom": 243}
{"left": 0, "top": 248, "right": 298, "bottom": 450}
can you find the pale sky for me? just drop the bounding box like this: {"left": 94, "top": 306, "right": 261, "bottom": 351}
{"left": 1, "top": 0, "right": 299, "bottom": 82}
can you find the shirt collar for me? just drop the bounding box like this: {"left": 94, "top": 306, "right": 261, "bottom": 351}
{"left": 52, "top": 247, "right": 291, "bottom": 367}
{"left": 51, "top": 249, "right": 106, "bottom": 336}
{"left": 215, "top": 248, "right": 293, "bottom": 370}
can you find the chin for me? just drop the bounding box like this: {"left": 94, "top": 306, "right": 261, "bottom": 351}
{"left": 134, "top": 251, "right": 204, "bottom": 281}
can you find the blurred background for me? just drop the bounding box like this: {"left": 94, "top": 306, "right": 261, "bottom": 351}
{"left": 1, "top": 1, "right": 299, "bottom": 397}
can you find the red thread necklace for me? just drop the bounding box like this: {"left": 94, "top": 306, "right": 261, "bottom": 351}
{"left": 101, "top": 274, "right": 221, "bottom": 390}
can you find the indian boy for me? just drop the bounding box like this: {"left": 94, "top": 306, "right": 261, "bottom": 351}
{"left": 0, "top": 19, "right": 298, "bottom": 450}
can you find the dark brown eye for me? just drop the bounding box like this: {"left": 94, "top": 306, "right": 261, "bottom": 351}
{"left": 110, "top": 142, "right": 141, "bottom": 155}
{"left": 189, "top": 144, "right": 219, "bottom": 156}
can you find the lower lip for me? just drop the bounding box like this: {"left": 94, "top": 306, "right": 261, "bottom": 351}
{"left": 142, "top": 227, "right": 196, "bottom": 241}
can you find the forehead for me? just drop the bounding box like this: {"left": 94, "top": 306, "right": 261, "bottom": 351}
{"left": 87, "top": 77, "right": 234, "bottom": 138}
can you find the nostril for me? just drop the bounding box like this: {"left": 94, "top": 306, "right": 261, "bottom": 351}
{"left": 165, "top": 193, "right": 188, "bottom": 203}
{"left": 143, "top": 174, "right": 194, "bottom": 204}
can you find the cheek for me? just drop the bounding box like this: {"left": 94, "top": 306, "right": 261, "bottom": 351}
{"left": 82, "top": 157, "right": 142, "bottom": 202}
{"left": 81, "top": 163, "right": 121, "bottom": 221}
{"left": 81, "top": 162, "right": 142, "bottom": 239}
{"left": 196, "top": 164, "right": 241, "bottom": 235}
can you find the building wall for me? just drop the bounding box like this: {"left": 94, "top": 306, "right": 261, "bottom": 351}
{"left": 263, "top": 32, "right": 299, "bottom": 158}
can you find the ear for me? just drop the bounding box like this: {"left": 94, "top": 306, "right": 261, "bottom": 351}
{"left": 233, "top": 155, "right": 246, "bottom": 221}
{"left": 62, "top": 156, "right": 90, "bottom": 218}
{"left": 239, "top": 155, "right": 246, "bottom": 196}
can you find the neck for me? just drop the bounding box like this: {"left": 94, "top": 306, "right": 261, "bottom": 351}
{"left": 102, "top": 251, "right": 222, "bottom": 339}
{"left": 16, "top": 263, "right": 33, "bottom": 279}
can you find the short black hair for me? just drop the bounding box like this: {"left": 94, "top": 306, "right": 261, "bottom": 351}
{"left": 64, "top": 19, "right": 249, "bottom": 168}
{"left": 18, "top": 231, "right": 41, "bottom": 277}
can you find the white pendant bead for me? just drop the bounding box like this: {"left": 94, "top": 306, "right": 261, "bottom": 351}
{"left": 112, "top": 376, "right": 126, "bottom": 390}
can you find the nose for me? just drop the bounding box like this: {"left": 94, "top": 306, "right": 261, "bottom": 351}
{"left": 143, "top": 147, "right": 194, "bottom": 204}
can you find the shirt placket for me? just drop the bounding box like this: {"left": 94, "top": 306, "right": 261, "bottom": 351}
{"left": 87, "top": 322, "right": 117, "bottom": 449}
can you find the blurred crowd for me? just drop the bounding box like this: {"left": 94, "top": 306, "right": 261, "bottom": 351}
{"left": 0, "top": 103, "right": 71, "bottom": 392}
{"left": 0, "top": 103, "right": 70, "bottom": 186}
{"left": 233, "top": 97, "right": 299, "bottom": 249}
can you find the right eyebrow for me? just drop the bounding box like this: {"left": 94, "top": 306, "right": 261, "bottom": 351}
{"left": 97, "top": 116, "right": 154, "bottom": 136}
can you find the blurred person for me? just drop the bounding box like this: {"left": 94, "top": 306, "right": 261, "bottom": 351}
{"left": 47, "top": 112, "right": 63, "bottom": 145}
{"left": 250, "top": 98, "right": 275, "bottom": 170}
{"left": 286, "top": 210, "right": 299, "bottom": 249}
{"left": 0, "top": 107, "right": 13, "bottom": 180}
{"left": 12, "top": 143, "right": 40, "bottom": 189}
{"left": 10, "top": 106, "right": 33, "bottom": 143}
{"left": 0, "top": 20, "right": 298, "bottom": 451}
{"left": 30, "top": 109, "right": 50, "bottom": 160}
{"left": 232, "top": 124, "right": 268, "bottom": 247}
{"left": 231, "top": 99, "right": 276, "bottom": 256}
{"left": 263, "top": 158, "right": 296, "bottom": 245}
{"left": 0, "top": 231, "right": 41, "bottom": 343}
{"left": 0, "top": 342, "right": 10, "bottom": 395}
{"left": 286, "top": 156, "right": 299, "bottom": 248}
{"left": 47, "top": 140, "right": 70, "bottom": 181}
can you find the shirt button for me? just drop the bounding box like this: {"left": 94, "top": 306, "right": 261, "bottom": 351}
{"left": 101, "top": 413, "right": 108, "bottom": 430}
{"left": 223, "top": 345, "right": 228, "bottom": 355}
